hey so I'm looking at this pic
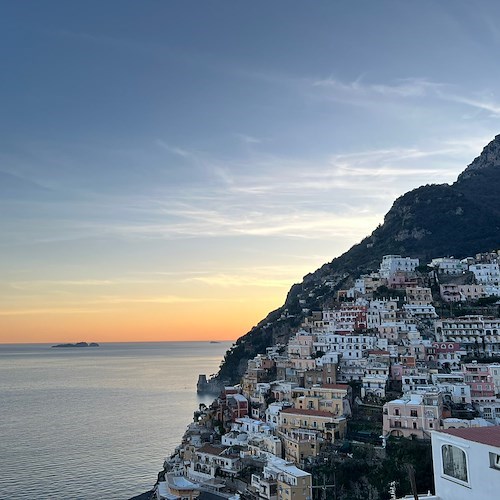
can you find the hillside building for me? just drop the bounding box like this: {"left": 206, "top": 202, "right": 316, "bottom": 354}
{"left": 431, "top": 427, "right": 500, "bottom": 500}
{"left": 379, "top": 255, "right": 420, "bottom": 279}
{"left": 383, "top": 389, "right": 443, "bottom": 440}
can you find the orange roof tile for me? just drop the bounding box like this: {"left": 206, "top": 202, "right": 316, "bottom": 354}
{"left": 439, "top": 426, "right": 500, "bottom": 447}
{"left": 281, "top": 408, "right": 336, "bottom": 418}
{"left": 321, "top": 384, "right": 350, "bottom": 390}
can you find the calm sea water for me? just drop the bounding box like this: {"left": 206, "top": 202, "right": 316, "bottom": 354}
{"left": 0, "top": 341, "right": 231, "bottom": 499}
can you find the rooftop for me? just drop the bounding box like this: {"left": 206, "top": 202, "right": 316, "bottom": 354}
{"left": 320, "top": 383, "right": 350, "bottom": 390}
{"left": 281, "top": 408, "right": 336, "bottom": 418}
{"left": 438, "top": 426, "right": 500, "bottom": 447}
{"left": 196, "top": 444, "right": 227, "bottom": 456}
{"left": 228, "top": 393, "right": 248, "bottom": 403}
{"left": 166, "top": 474, "right": 199, "bottom": 491}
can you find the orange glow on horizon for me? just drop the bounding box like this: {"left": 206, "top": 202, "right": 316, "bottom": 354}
{"left": 0, "top": 293, "right": 283, "bottom": 344}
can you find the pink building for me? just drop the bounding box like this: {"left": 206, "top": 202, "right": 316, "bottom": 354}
{"left": 462, "top": 363, "right": 496, "bottom": 403}
{"left": 388, "top": 271, "right": 419, "bottom": 290}
{"left": 431, "top": 341, "right": 464, "bottom": 370}
{"left": 440, "top": 283, "right": 462, "bottom": 303}
{"left": 216, "top": 387, "right": 249, "bottom": 423}
{"left": 323, "top": 305, "right": 367, "bottom": 331}
{"left": 383, "top": 390, "right": 443, "bottom": 440}
{"left": 390, "top": 364, "right": 403, "bottom": 382}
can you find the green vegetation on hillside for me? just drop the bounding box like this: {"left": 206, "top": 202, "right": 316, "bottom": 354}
{"left": 215, "top": 135, "right": 500, "bottom": 383}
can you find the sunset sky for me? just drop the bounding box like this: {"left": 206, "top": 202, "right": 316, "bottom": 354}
{"left": 1, "top": 1, "right": 500, "bottom": 343}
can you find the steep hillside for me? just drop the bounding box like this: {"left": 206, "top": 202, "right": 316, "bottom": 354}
{"left": 216, "top": 135, "right": 500, "bottom": 384}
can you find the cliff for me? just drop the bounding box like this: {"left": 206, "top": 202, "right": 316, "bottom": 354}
{"left": 215, "top": 135, "right": 500, "bottom": 384}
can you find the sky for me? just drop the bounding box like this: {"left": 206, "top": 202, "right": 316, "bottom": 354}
{"left": 1, "top": 1, "right": 500, "bottom": 343}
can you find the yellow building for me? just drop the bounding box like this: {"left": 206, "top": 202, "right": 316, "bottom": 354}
{"left": 293, "top": 383, "right": 349, "bottom": 416}
{"left": 278, "top": 407, "right": 347, "bottom": 442}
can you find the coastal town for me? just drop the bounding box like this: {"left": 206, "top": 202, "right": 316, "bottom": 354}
{"left": 155, "top": 253, "right": 500, "bottom": 500}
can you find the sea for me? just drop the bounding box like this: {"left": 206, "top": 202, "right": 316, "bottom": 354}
{"left": 0, "top": 341, "right": 231, "bottom": 500}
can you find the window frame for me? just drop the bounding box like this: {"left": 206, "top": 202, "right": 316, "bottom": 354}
{"left": 440, "top": 443, "right": 470, "bottom": 488}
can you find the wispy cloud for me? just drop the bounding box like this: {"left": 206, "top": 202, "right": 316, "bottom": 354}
{"left": 441, "top": 93, "right": 500, "bottom": 116}
{"left": 2, "top": 122, "right": 495, "bottom": 250}
{"left": 156, "top": 139, "right": 195, "bottom": 159}
{"left": 186, "top": 274, "right": 292, "bottom": 288}
{"left": 234, "top": 133, "right": 264, "bottom": 145}
{"left": 80, "top": 203, "right": 383, "bottom": 241}
{"left": 312, "top": 76, "right": 444, "bottom": 98}
{"left": 311, "top": 75, "right": 500, "bottom": 117}
{"left": 183, "top": 262, "right": 324, "bottom": 288}
{"left": 5, "top": 139, "right": 469, "bottom": 244}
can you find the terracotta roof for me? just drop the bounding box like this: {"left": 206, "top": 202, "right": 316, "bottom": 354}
{"left": 321, "top": 384, "right": 349, "bottom": 390}
{"left": 439, "top": 426, "right": 500, "bottom": 447}
{"left": 281, "top": 408, "right": 335, "bottom": 418}
{"left": 196, "top": 444, "right": 227, "bottom": 456}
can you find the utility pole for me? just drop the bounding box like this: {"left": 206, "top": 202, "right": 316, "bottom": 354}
{"left": 312, "top": 482, "right": 336, "bottom": 500}
{"left": 312, "top": 459, "right": 336, "bottom": 500}
{"left": 406, "top": 463, "right": 419, "bottom": 500}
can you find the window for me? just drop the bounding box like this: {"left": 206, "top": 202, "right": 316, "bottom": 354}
{"left": 441, "top": 444, "right": 468, "bottom": 484}
{"left": 490, "top": 453, "right": 500, "bottom": 470}
{"left": 410, "top": 410, "right": 418, "bottom": 417}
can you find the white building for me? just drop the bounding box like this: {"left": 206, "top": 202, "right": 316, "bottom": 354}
{"left": 338, "top": 357, "right": 367, "bottom": 382}
{"left": 361, "top": 373, "right": 388, "bottom": 399}
{"left": 484, "top": 284, "right": 500, "bottom": 298}
{"left": 247, "top": 433, "right": 282, "bottom": 459}
{"left": 476, "top": 401, "right": 500, "bottom": 425}
{"left": 321, "top": 305, "right": 367, "bottom": 332}
{"left": 251, "top": 456, "right": 312, "bottom": 500}
{"left": 406, "top": 286, "right": 433, "bottom": 305}
{"left": 188, "top": 444, "right": 241, "bottom": 482}
{"left": 485, "top": 363, "right": 500, "bottom": 396}
{"left": 401, "top": 374, "right": 431, "bottom": 393}
{"left": 379, "top": 255, "right": 419, "bottom": 279}
{"left": 469, "top": 263, "right": 500, "bottom": 285}
{"left": 156, "top": 474, "right": 200, "bottom": 500}
{"left": 367, "top": 299, "right": 398, "bottom": 329}
{"left": 313, "top": 333, "right": 379, "bottom": 360}
{"left": 403, "top": 303, "right": 438, "bottom": 320}
{"left": 442, "top": 418, "right": 493, "bottom": 429}
{"left": 435, "top": 316, "right": 500, "bottom": 356}
{"left": 354, "top": 273, "right": 383, "bottom": 296}
{"left": 431, "top": 374, "right": 471, "bottom": 405}
{"left": 431, "top": 257, "right": 467, "bottom": 275}
{"left": 266, "top": 402, "right": 293, "bottom": 430}
{"left": 431, "top": 427, "right": 500, "bottom": 500}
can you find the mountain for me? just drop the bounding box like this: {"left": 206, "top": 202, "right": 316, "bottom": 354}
{"left": 215, "top": 135, "right": 500, "bottom": 384}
